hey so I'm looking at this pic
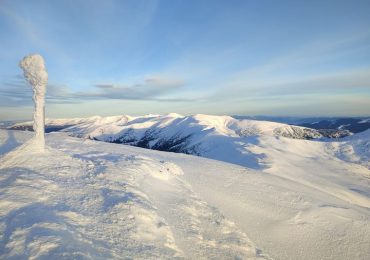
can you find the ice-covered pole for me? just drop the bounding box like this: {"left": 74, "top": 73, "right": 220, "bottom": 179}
{"left": 19, "top": 54, "right": 48, "bottom": 151}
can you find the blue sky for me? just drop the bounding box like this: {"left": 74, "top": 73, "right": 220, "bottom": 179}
{"left": 1, "top": 0, "right": 370, "bottom": 120}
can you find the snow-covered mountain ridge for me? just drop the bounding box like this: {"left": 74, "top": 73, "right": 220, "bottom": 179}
{"left": 11, "top": 113, "right": 349, "bottom": 139}
{"left": 10, "top": 114, "right": 352, "bottom": 167}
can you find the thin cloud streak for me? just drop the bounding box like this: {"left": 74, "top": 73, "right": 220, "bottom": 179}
{"left": 0, "top": 75, "right": 193, "bottom": 107}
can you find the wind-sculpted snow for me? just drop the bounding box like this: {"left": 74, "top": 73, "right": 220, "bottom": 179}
{"left": 0, "top": 130, "right": 265, "bottom": 259}
{"left": 1, "top": 129, "right": 370, "bottom": 259}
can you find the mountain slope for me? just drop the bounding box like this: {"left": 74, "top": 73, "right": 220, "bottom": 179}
{"left": 9, "top": 114, "right": 350, "bottom": 168}
{"left": 1, "top": 129, "right": 370, "bottom": 259}
{"left": 326, "top": 129, "right": 370, "bottom": 169}
{"left": 61, "top": 114, "right": 352, "bottom": 167}
{"left": 0, "top": 130, "right": 265, "bottom": 259}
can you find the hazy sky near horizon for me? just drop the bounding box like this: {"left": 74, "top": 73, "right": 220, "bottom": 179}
{"left": 1, "top": 0, "right": 370, "bottom": 120}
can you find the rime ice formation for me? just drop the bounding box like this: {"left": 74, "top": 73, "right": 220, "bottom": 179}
{"left": 19, "top": 54, "right": 48, "bottom": 151}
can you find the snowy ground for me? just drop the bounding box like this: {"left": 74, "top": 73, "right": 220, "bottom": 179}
{"left": 1, "top": 129, "right": 370, "bottom": 259}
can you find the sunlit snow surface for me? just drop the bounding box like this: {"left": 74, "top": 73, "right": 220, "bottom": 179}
{"left": 0, "top": 129, "right": 369, "bottom": 259}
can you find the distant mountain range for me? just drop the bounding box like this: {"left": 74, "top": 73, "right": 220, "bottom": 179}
{"left": 0, "top": 120, "right": 23, "bottom": 129}
{"left": 232, "top": 116, "right": 370, "bottom": 133}
{"left": 298, "top": 118, "right": 370, "bottom": 133}
{"left": 232, "top": 115, "right": 333, "bottom": 124}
